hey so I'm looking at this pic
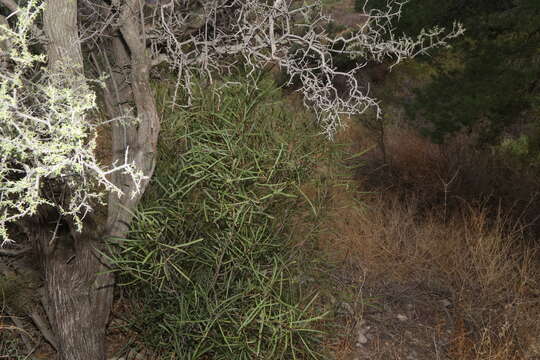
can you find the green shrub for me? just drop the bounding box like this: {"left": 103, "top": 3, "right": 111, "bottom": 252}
{"left": 498, "top": 134, "right": 540, "bottom": 168}
{"left": 108, "top": 74, "right": 331, "bottom": 359}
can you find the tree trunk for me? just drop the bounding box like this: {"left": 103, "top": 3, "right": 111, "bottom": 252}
{"left": 24, "top": 208, "right": 113, "bottom": 360}
{"left": 38, "top": 1, "right": 114, "bottom": 359}
{"left": 106, "top": 0, "right": 160, "bottom": 239}
{"left": 31, "top": 1, "right": 161, "bottom": 359}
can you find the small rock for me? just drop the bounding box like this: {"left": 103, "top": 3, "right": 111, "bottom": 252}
{"left": 396, "top": 314, "right": 408, "bottom": 321}
{"left": 357, "top": 333, "right": 368, "bottom": 344}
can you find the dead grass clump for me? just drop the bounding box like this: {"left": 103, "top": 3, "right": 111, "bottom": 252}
{"left": 317, "top": 181, "right": 540, "bottom": 359}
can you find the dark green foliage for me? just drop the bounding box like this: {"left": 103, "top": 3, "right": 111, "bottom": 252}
{"left": 388, "top": 0, "right": 540, "bottom": 143}
{"left": 107, "top": 75, "right": 329, "bottom": 359}
{"left": 354, "top": 0, "right": 365, "bottom": 13}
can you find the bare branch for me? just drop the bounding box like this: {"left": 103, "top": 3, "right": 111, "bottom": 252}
{"left": 136, "top": 0, "right": 463, "bottom": 137}
{"left": 29, "top": 309, "right": 58, "bottom": 351}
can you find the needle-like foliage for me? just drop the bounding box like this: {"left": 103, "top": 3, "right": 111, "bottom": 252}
{"left": 107, "top": 75, "right": 332, "bottom": 359}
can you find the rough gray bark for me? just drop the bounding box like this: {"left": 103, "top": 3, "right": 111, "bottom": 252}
{"left": 12, "top": 0, "right": 161, "bottom": 358}
{"left": 23, "top": 207, "right": 113, "bottom": 360}
{"left": 28, "top": 1, "right": 160, "bottom": 359}
{"left": 24, "top": 1, "right": 116, "bottom": 359}
{"left": 44, "top": 0, "right": 83, "bottom": 73}
{"left": 106, "top": 0, "right": 160, "bottom": 239}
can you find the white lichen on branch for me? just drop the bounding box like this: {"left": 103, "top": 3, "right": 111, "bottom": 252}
{"left": 0, "top": 1, "right": 146, "bottom": 244}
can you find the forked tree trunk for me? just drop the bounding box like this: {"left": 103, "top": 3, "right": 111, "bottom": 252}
{"left": 33, "top": 1, "right": 160, "bottom": 359}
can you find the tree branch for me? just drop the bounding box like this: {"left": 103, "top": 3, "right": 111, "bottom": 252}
{"left": 134, "top": 0, "right": 463, "bottom": 137}
{"left": 104, "top": 0, "right": 161, "bottom": 239}
{"left": 29, "top": 308, "right": 59, "bottom": 351}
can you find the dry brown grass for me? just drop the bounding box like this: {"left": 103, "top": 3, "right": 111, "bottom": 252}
{"left": 313, "top": 123, "right": 540, "bottom": 360}
{"left": 318, "top": 188, "right": 540, "bottom": 359}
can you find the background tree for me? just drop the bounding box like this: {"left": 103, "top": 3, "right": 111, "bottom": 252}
{"left": 386, "top": 0, "right": 540, "bottom": 144}
{"left": 0, "top": 0, "right": 462, "bottom": 359}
